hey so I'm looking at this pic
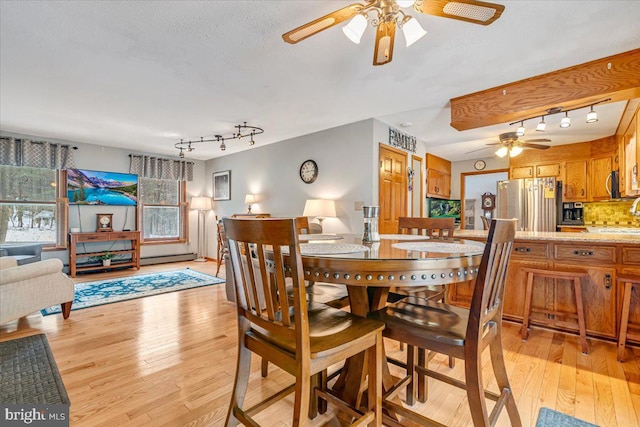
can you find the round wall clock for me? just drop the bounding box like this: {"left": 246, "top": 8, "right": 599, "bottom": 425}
{"left": 299, "top": 159, "right": 318, "bottom": 184}
{"left": 474, "top": 160, "right": 486, "bottom": 170}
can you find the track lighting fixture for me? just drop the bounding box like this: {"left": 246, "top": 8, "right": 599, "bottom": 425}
{"left": 508, "top": 97, "right": 610, "bottom": 134}
{"left": 586, "top": 105, "right": 598, "bottom": 123}
{"left": 173, "top": 122, "right": 264, "bottom": 155}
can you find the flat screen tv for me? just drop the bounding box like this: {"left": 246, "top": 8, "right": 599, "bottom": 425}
{"left": 67, "top": 169, "right": 138, "bottom": 205}
{"left": 427, "top": 198, "right": 461, "bottom": 222}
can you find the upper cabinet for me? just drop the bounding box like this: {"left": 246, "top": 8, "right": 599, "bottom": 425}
{"left": 563, "top": 160, "right": 588, "bottom": 201}
{"left": 426, "top": 153, "right": 451, "bottom": 199}
{"left": 619, "top": 101, "right": 640, "bottom": 197}
{"left": 509, "top": 135, "right": 618, "bottom": 202}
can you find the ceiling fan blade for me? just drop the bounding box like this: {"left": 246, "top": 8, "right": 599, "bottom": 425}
{"left": 485, "top": 142, "right": 501, "bottom": 146}
{"left": 465, "top": 146, "right": 492, "bottom": 154}
{"left": 282, "top": 4, "right": 363, "bottom": 44}
{"left": 416, "top": 0, "right": 505, "bottom": 26}
{"left": 373, "top": 21, "right": 396, "bottom": 66}
{"left": 523, "top": 138, "right": 551, "bottom": 143}
{"left": 520, "top": 143, "right": 550, "bottom": 150}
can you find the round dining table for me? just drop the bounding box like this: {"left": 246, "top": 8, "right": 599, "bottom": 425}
{"left": 296, "top": 233, "right": 486, "bottom": 413}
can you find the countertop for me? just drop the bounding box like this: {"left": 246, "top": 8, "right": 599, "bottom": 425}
{"left": 455, "top": 229, "right": 640, "bottom": 244}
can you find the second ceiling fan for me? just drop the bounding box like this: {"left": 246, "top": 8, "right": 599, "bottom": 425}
{"left": 282, "top": 0, "right": 505, "bottom": 66}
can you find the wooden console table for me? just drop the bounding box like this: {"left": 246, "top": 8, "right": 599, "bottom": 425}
{"left": 69, "top": 231, "right": 141, "bottom": 277}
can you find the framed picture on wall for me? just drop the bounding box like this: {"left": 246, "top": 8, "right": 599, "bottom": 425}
{"left": 213, "top": 170, "right": 231, "bottom": 201}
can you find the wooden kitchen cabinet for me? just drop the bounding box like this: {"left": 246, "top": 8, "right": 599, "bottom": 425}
{"left": 563, "top": 159, "right": 588, "bottom": 201}
{"left": 553, "top": 263, "right": 617, "bottom": 338}
{"left": 426, "top": 153, "right": 451, "bottom": 198}
{"left": 510, "top": 163, "right": 560, "bottom": 179}
{"left": 535, "top": 163, "right": 561, "bottom": 177}
{"left": 510, "top": 166, "right": 533, "bottom": 179}
{"left": 590, "top": 155, "right": 614, "bottom": 200}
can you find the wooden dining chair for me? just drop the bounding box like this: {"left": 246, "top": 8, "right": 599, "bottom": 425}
{"left": 223, "top": 217, "right": 384, "bottom": 427}
{"left": 369, "top": 218, "right": 521, "bottom": 427}
{"left": 216, "top": 217, "right": 228, "bottom": 277}
{"left": 394, "top": 216, "right": 456, "bottom": 393}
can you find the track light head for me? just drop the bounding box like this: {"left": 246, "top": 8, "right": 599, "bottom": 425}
{"left": 536, "top": 116, "right": 546, "bottom": 132}
{"left": 560, "top": 112, "right": 571, "bottom": 128}
{"left": 586, "top": 106, "right": 598, "bottom": 123}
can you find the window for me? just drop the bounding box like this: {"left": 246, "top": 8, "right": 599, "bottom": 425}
{"left": 139, "top": 178, "right": 186, "bottom": 243}
{"left": 0, "top": 165, "right": 58, "bottom": 244}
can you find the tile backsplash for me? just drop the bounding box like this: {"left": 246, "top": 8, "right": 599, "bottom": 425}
{"left": 584, "top": 200, "right": 638, "bottom": 226}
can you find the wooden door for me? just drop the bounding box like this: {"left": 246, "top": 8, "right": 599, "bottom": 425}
{"left": 379, "top": 144, "right": 407, "bottom": 234}
{"left": 563, "top": 160, "right": 588, "bottom": 201}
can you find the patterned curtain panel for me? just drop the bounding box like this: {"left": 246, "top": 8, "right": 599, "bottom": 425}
{"left": 0, "top": 137, "right": 75, "bottom": 169}
{"left": 129, "top": 154, "right": 194, "bottom": 181}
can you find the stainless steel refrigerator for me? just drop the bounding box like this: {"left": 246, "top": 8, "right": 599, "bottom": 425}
{"left": 495, "top": 178, "right": 557, "bottom": 232}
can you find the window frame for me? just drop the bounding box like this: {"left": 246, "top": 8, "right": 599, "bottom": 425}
{"left": 0, "top": 167, "right": 67, "bottom": 250}
{"left": 138, "top": 179, "right": 188, "bottom": 245}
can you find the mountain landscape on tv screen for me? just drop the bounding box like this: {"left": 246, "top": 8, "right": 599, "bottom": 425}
{"left": 67, "top": 169, "right": 137, "bottom": 205}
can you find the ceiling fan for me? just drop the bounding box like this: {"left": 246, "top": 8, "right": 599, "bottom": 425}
{"left": 282, "top": 0, "right": 505, "bottom": 66}
{"left": 466, "top": 132, "right": 551, "bottom": 157}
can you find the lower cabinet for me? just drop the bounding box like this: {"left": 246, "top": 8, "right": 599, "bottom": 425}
{"left": 554, "top": 263, "right": 617, "bottom": 339}
{"left": 502, "top": 259, "right": 551, "bottom": 320}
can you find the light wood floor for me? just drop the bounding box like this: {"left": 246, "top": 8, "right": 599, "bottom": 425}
{"left": 1, "top": 261, "right": 639, "bottom": 426}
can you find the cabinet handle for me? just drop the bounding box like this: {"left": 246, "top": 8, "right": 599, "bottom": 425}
{"left": 515, "top": 247, "right": 531, "bottom": 253}
{"left": 537, "top": 167, "right": 540, "bottom": 176}
{"left": 604, "top": 273, "right": 612, "bottom": 289}
{"left": 581, "top": 189, "right": 585, "bottom": 196}
{"left": 529, "top": 169, "right": 532, "bottom": 176}
{"left": 573, "top": 250, "right": 594, "bottom": 256}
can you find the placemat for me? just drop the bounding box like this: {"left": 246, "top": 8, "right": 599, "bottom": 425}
{"left": 300, "top": 243, "right": 370, "bottom": 255}
{"left": 392, "top": 242, "right": 484, "bottom": 253}
{"left": 298, "top": 234, "right": 344, "bottom": 241}
{"left": 380, "top": 234, "right": 431, "bottom": 240}
{"left": 0, "top": 334, "right": 70, "bottom": 404}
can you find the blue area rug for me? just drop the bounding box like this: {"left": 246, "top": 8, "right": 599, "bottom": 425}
{"left": 537, "top": 408, "right": 599, "bottom": 427}
{"left": 42, "top": 268, "right": 224, "bottom": 315}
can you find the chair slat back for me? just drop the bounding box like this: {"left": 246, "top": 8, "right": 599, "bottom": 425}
{"left": 223, "top": 218, "right": 308, "bottom": 344}
{"left": 468, "top": 219, "right": 517, "bottom": 337}
{"left": 295, "top": 216, "right": 310, "bottom": 234}
{"left": 398, "top": 217, "right": 455, "bottom": 240}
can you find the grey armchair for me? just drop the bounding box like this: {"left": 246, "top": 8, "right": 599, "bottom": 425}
{"left": 0, "top": 243, "right": 42, "bottom": 265}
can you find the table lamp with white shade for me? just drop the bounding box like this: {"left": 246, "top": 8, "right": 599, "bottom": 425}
{"left": 303, "top": 199, "right": 336, "bottom": 232}
{"left": 244, "top": 194, "right": 256, "bottom": 213}
{"left": 190, "top": 196, "right": 212, "bottom": 262}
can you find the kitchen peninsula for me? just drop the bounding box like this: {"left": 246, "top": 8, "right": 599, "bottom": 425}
{"left": 452, "top": 229, "right": 640, "bottom": 346}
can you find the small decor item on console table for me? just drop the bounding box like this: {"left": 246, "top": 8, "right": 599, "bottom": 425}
{"left": 96, "top": 213, "right": 113, "bottom": 232}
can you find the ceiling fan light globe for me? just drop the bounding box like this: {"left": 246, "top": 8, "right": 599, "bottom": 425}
{"left": 397, "top": 1, "right": 415, "bottom": 8}
{"left": 402, "top": 17, "right": 427, "bottom": 47}
{"left": 509, "top": 146, "right": 523, "bottom": 157}
{"left": 343, "top": 14, "right": 367, "bottom": 44}
{"left": 495, "top": 147, "right": 508, "bottom": 158}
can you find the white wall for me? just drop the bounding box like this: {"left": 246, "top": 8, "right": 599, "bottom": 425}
{"left": 205, "top": 120, "right": 376, "bottom": 258}
{"left": 1, "top": 131, "right": 206, "bottom": 263}
{"left": 451, "top": 157, "right": 509, "bottom": 199}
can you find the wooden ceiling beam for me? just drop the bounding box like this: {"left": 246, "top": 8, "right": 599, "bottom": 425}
{"left": 450, "top": 48, "right": 640, "bottom": 131}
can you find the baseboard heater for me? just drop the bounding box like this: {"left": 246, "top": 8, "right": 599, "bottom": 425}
{"left": 140, "top": 253, "right": 197, "bottom": 266}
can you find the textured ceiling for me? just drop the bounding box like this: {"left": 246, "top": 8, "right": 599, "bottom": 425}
{"left": 1, "top": 1, "right": 639, "bottom": 161}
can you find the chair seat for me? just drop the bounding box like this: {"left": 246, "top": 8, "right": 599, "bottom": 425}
{"left": 250, "top": 303, "right": 384, "bottom": 359}
{"left": 369, "top": 296, "right": 470, "bottom": 347}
